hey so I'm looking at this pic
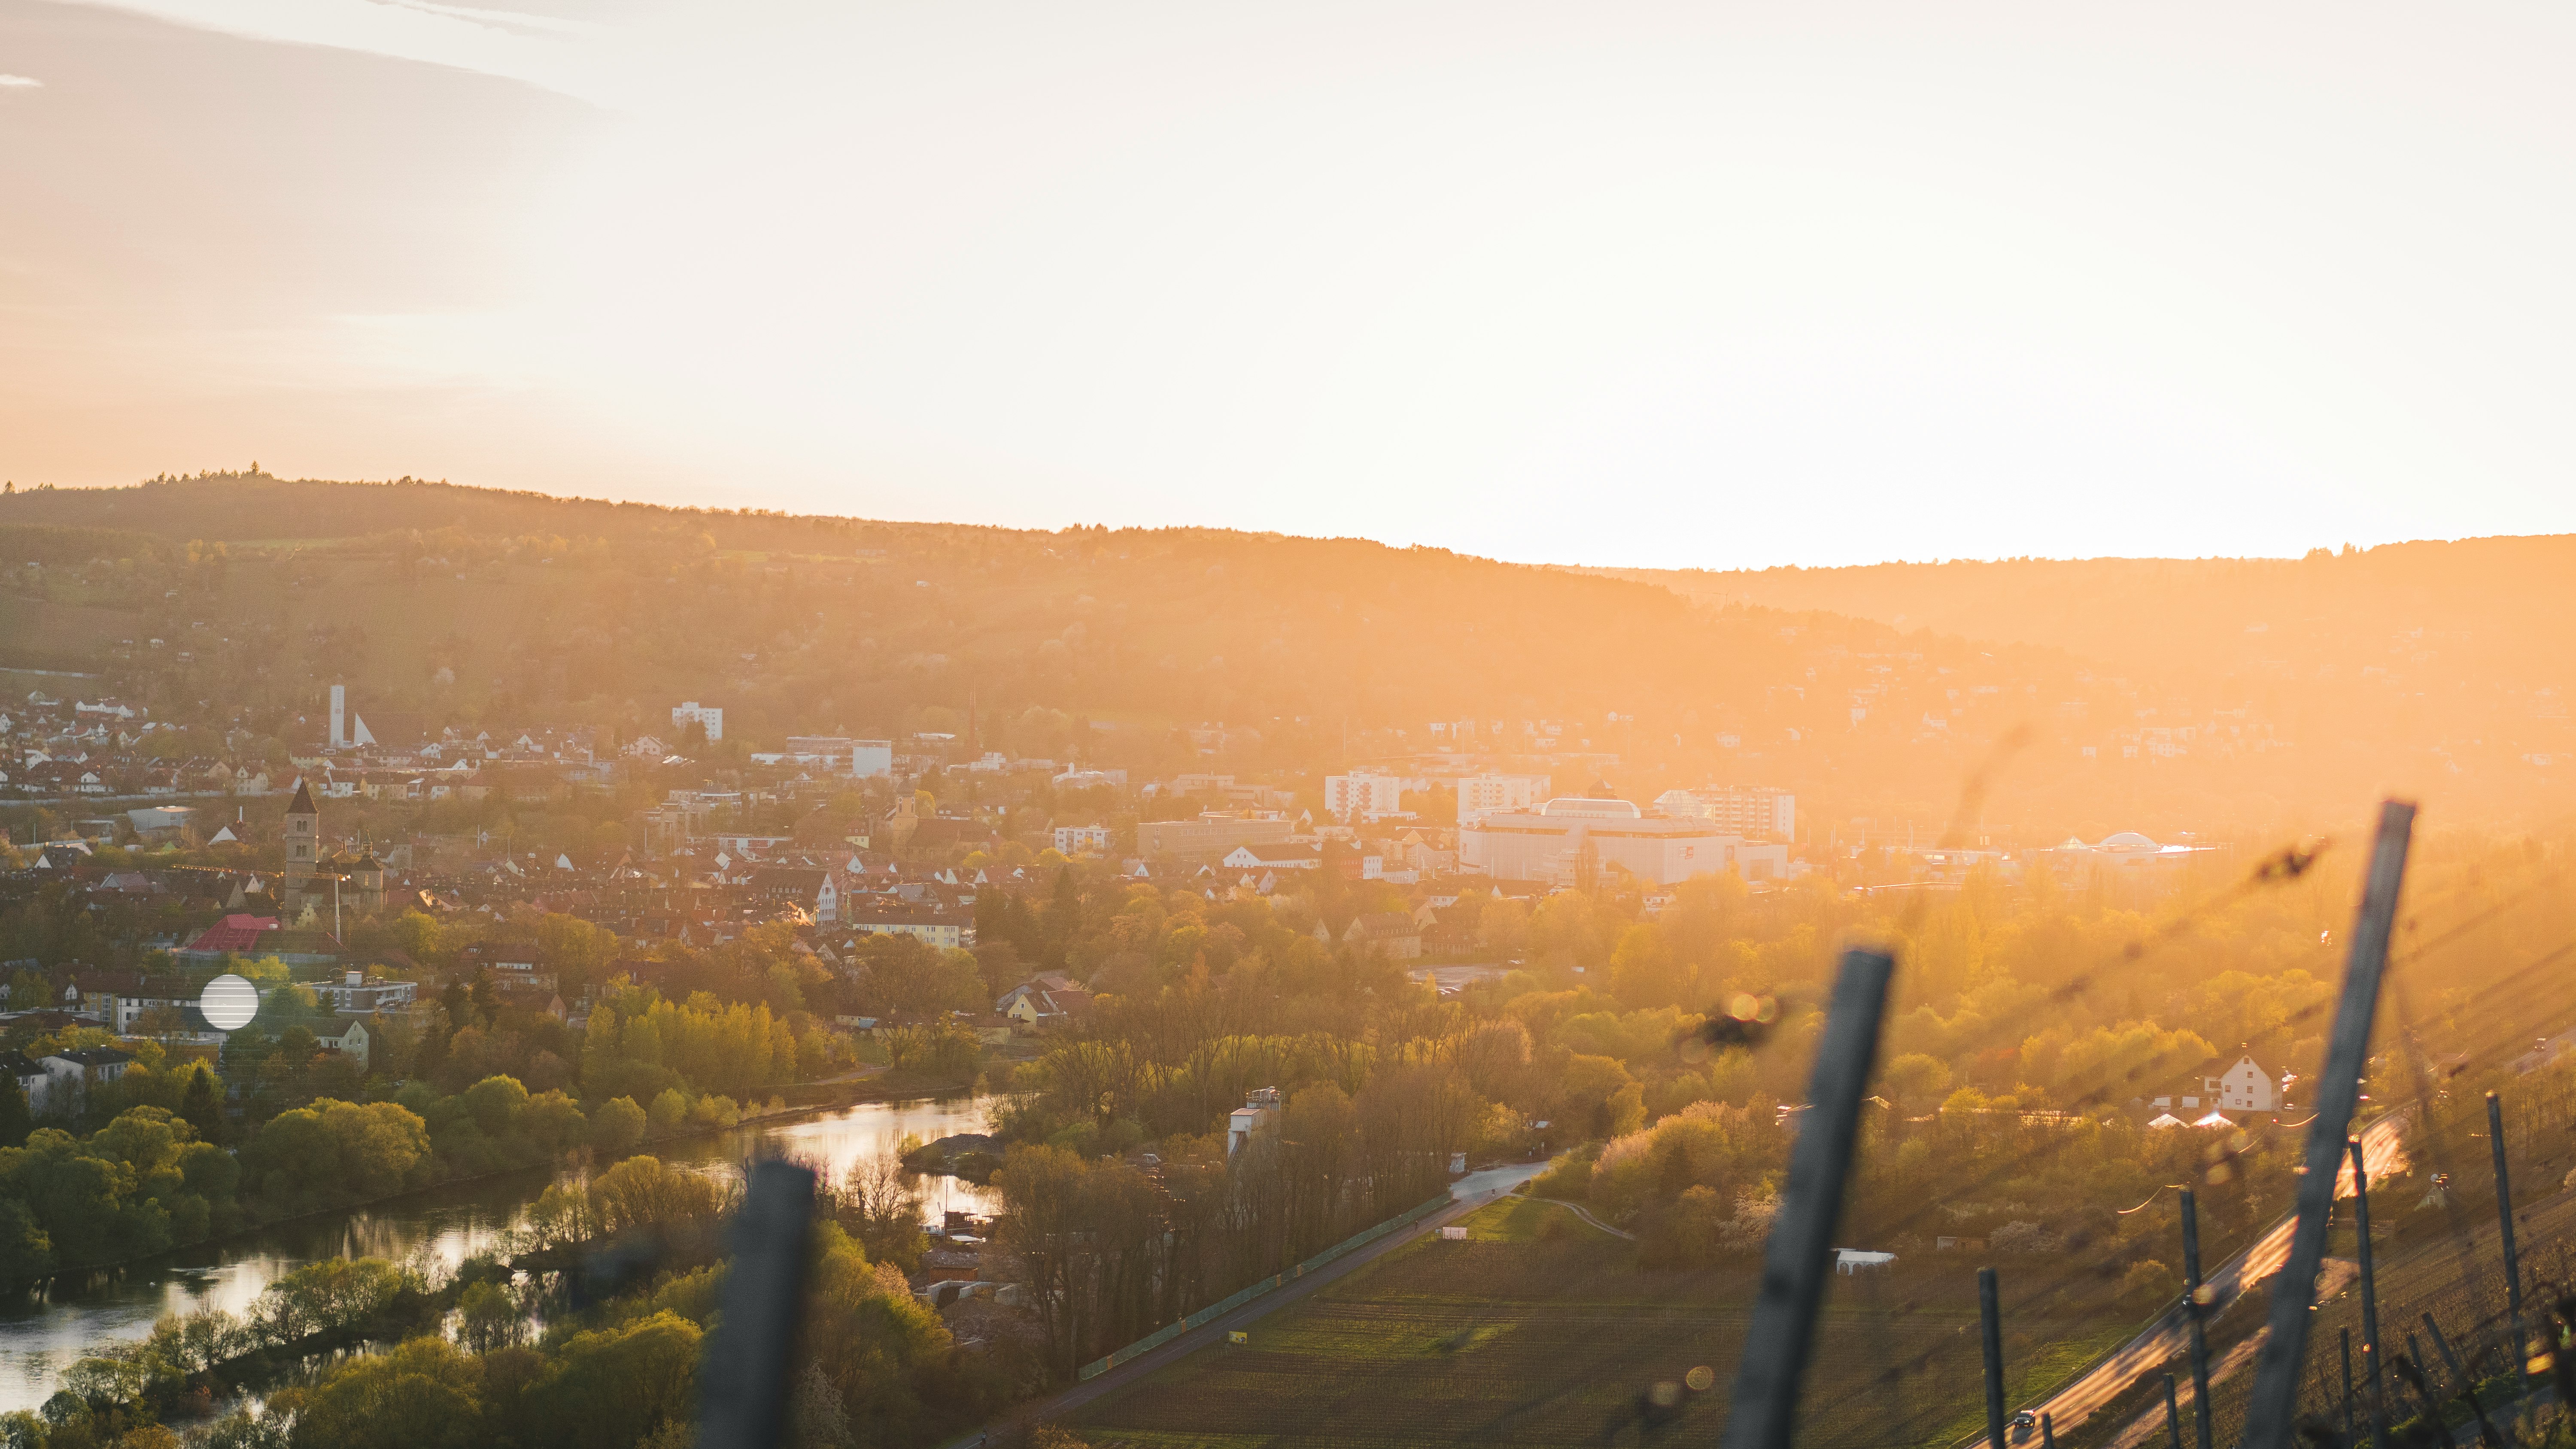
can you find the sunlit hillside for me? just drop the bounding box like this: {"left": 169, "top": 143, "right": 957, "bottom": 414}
{"left": 4, "top": 476, "right": 2570, "bottom": 839}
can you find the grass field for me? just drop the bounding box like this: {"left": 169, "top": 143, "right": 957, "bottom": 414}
{"left": 1070, "top": 1195, "right": 2144, "bottom": 1449}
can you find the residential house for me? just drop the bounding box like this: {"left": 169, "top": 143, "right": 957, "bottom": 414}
{"left": 1339, "top": 912, "right": 1424, "bottom": 960}
{"left": 997, "top": 979, "right": 1092, "bottom": 1028}
{"left": 41, "top": 1046, "right": 135, "bottom": 1110}
{"left": 310, "top": 1016, "right": 372, "bottom": 1067}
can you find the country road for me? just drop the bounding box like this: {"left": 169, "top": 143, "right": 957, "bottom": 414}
{"left": 942, "top": 1161, "right": 1547, "bottom": 1449}
{"left": 1964, "top": 1113, "right": 2413, "bottom": 1449}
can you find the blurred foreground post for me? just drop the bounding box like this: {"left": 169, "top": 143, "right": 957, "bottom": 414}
{"left": 2162, "top": 1371, "right": 2182, "bottom": 1449}
{"left": 2240, "top": 800, "right": 2415, "bottom": 1449}
{"left": 1718, "top": 947, "right": 1896, "bottom": 1449}
{"left": 696, "top": 1159, "right": 818, "bottom": 1449}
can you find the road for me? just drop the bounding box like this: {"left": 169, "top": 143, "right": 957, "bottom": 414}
{"left": 1965, "top": 1113, "right": 2413, "bottom": 1449}
{"left": 943, "top": 1161, "right": 1548, "bottom": 1448}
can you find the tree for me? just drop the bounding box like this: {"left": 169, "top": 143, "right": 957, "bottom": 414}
{"left": 646, "top": 1088, "right": 690, "bottom": 1139}
{"left": 590, "top": 1096, "right": 647, "bottom": 1152}
{"left": 0, "top": 1075, "right": 27, "bottom": 1151}
{"left": 178, "top": 1065, "right": 223, "bottom": 1146}
{"left": 295, "top": 1336, "right": 488, "bottom": 1449}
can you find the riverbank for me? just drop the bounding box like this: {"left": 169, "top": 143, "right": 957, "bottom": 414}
{"left": 0, "top": 1086, "right": 999, "bottom": 1414}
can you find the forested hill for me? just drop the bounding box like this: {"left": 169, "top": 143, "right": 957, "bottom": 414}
{"left": 1590, "top": 539, "right": 2576, "bottom": 703}
{"left": 0, "top": 475, "right": 2568, "bottom": 839}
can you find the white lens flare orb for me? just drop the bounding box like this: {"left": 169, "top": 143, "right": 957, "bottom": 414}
{"left": 199, "top": 973, "right": 259, "bottom": 1032}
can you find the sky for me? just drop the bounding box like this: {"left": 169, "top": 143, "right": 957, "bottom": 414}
{"left": 4, "top": 0, "right": 2576, "bottom": 569}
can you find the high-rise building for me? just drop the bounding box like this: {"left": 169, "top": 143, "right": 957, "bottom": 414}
{"left": 1455, "top": 773, "right": 1551, "bottom": 827}
{"left": 1659, "top": 785, "right": 1795, "bottom": 841}
{"left": 1323, "top": 772, "right": 1405, "bottom": 820}
{"left": 672, "top": 701, "right": 725, "bottom": 742}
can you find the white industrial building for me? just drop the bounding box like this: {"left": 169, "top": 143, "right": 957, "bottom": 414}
{"left": 1461, "top": 792, "right": 1787, "bottom": 885}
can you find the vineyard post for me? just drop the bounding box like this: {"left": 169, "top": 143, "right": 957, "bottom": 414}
{"left": 2181, "top": 1188, "right": 2213, "bottom": 1449}
{"left": 2353, "top": 1136, "right": 2388, "bottom": 1449}
{"left": 1981, "top": 1267, "right": 2008, "bottom": 1449}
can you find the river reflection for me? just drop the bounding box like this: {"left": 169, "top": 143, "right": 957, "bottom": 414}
{"left": 0, "top": 1092, "right": 994, "bottom": 1414}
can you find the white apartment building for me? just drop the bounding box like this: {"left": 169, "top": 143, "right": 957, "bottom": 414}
{"left": 1656, "top": 784, "right": 1795, "bottom": 841}
{"left": 1455, "top": 774, "right": 1551, "bottom": 828}
{"left": 1324, "top": 772, "right": 1405, "bottom": 820}
{"left": 853, "top": 740, "right": 894, "bottom": 778}
{"left": 672, "top": 701, "right": 725, "bottom": 742}
{"left": 1053, "top": 824, "right": 1113, "bottom": 854}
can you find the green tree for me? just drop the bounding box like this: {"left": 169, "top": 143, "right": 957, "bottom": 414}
{"left": 590, "top": 1096, "right": 647, "bottom": 1152}
{"left": 177, "top": 1065, "right": 222, "bottom": 1146}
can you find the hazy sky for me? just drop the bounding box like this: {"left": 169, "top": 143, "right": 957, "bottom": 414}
{"left": 5, "top": 0, "right": 2576, "bottom": 568}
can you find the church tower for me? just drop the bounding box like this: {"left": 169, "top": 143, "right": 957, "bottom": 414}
{"left": 283, "top": 779, "right": 319, "bottom": 906}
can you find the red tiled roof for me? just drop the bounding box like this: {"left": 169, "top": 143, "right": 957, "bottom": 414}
{"left": 184, "top": 914, "right": 280, "bottom": 953}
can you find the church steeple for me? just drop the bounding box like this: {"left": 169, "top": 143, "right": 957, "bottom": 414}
{"left": 283, "top": 778, "right": 319, "bottom": 905}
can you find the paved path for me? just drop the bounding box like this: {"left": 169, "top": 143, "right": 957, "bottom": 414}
{"left": 946, "top": 1162, "right": 1547, "bottom": 1447}
{"left": 1964, "top": 1114, "right": 2413, "bottom": 1449}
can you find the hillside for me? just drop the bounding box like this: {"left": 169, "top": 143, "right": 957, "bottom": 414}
{"left": 2, "top": 476, "right": 2569, "bottom": 841}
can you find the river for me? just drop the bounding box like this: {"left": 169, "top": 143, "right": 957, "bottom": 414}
{"left": 0, "top": 1091, "right": 997, "bottom": 1415}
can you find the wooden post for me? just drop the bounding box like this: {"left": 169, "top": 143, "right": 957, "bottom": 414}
{"left": 1981, "top": 1267, "right": 2009, "bottom": 1449}
{"left": 2487, "top": 1094, "right": 2527, "bottom": 1407}
{"left": 2421, "top": 1314, "right": 2507, "bottom": 1449}
{"left": 2181, "top": 1188, "right": 2214, "bottom": 1449}
{"left": 696, "top": 1158, "right": 817, "bottom": 1449}
{"left": 2041, "top": 1412, "right": 2055, "bottom": 1449}
{"left": 2403, "top": 1334, "right": 2460, "bottom": 1449}
{"left": 2353, "top": 1136, "right": 2388, "bottom": 1449}
{"left": 2163, "top": 1371, "right": 2184, "bottom": 1449}
{"left": 1719, "top": 948, "right": 1897, "bottom": 1449}
{"left": 2241, "top": 800, "right": 2415, "bottom": 1449}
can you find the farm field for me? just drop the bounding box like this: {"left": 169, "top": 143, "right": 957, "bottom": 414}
{"left": 1070, "top": 1194, "right": 2143, "bottom": 1449}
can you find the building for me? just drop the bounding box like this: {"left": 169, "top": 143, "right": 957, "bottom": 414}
{"left": 853, "top": 740, "right": 894, "bottom": 778}
{"left": 310, "top": 1016, "right": 371, "bottom": 1067}
{"left": 1053, "top": 824, "right": 1113, "bottom": 854}
{"left": 1656, "top": 785, "right": 1795, "bottom": 841}
{"left": 2039, "top": 832, "right": 2224, "bottom": 878}
{"left": 0, "top": 1052, "right": 48, "bottom": 1113}
{"left": 1323, "top": 773, "right": 1404, "bottom": 821}
{"left": 41, "top": 1046, "right": 134, "bottom": 1111}
{"left": 1227, "top": 1087, "right": 1280, "bottom": 1156}
{"left": 1136, "top": 812, "right": 1293, "bottom": 865}
{"left": 845, "top": 901, "right": 973, "bottom": 951}
{"left": 1456, "top": 774, "right": 1550, "bottom": 828}
{"left": 1220, "top": 841, "right": 1322, "bottom": 871}
{"left": 1461, "top": 789, "right": 1736, "bottom": 885}
{"left": 2200, "top": 1055, "right": 2279, "bottom": 1113}
{"left": 283, "top": 779, "right": 319, "bottom": 906}
{"left": 313, "top": 971, "right": 419, "bottom": 1015}
{"left": 997, "top": 979, "right": 1092, "bottom": 1027}
{"left": 750, "top": 867, "right": 837, "bottom": 921}
{"left": 1338, "top": 912, "right": 1423, "bottom": 959}
{"left": 671, "top": 701, "right": 725, "bottom": 742}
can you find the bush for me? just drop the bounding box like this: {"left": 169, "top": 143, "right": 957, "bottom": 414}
{"left": 592, "top": 1097, "right": 647, "bottom": 1152}
{"left": 647, "top": 1089, "right": 691, "bottom": 1139}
